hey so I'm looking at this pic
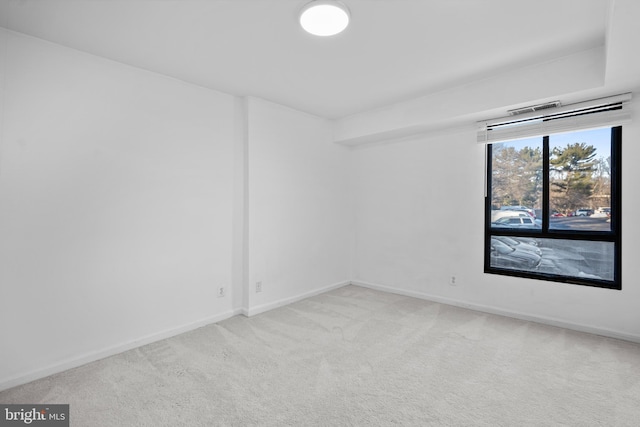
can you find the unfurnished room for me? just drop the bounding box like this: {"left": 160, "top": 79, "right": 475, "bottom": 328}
{"left": 0, "top": 0, "right": 639, "bottom": 425}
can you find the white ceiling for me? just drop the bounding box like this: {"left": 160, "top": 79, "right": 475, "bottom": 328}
{"left": 0, "top": 0, "right": 612, "bottom": 119}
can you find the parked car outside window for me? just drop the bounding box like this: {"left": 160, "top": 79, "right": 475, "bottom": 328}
{"left": 491, "top": 210, "right": 530, "bottom": 222}
{"left": 490, "top": 238, "right": 541, "bottom": 269}
{"left": 491, "top": 215, "right": 540, "bottom": 229}
{"left": 575, "top": 208, "right": 594, "bottom": 216}
{"left": 499, "top": 205, "right": 536, "bottom": 218}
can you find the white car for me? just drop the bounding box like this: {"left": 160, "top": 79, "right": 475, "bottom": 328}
{"left": 491, "top": 210, "right": 530, "bottom": 222}
{"left": 492, "top": 215, "right": 539, "bottom": 228}
{"left": 591, "top": 207, "right": 611, "bottom": 218}
{"left": 575, "top": 208, "right": 593, "bottom": 216}
{"left": 500, "top": 205, "right": 536, "bottom": 218}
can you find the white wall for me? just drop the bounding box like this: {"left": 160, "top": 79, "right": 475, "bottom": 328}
{"left": 350, "top": 102, "right": 640, "bottom": 342}
{"left": 333, "top": 46, "right": 605, "bottom": 146}
{"left": 0, "top": 30, "right": 354, "bottom": 391}
{"left": 246, "top": 98, "right": 352, "bottom": 314}
{"left": 0, "top": 29, "right": 237, "bottom": 388}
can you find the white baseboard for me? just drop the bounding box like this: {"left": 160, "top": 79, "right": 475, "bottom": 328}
{"left": 8, "top": 277, "right": 634, "bottom": 392}
{"left": 0, "top": 280, "right": 352, "bottom": 392}
{"left": 0, "top": 309, "right": 241, "bottom": 392}
{"left": 245, "top": 280, "right": 351, "bottom": 317}
{"left": 351, "top": 280, "right": 640, "bottom": 344}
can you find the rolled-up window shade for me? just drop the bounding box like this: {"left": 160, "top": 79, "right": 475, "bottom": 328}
{"left": 477, "top": 93, "right": 632, "bottom": 144}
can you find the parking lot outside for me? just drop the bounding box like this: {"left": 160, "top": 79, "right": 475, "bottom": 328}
{"left": 490, "top": 214, "right": 614, "bottom": 280}
{"left": 548, "top": 215, "right": 610, "bottom": 231}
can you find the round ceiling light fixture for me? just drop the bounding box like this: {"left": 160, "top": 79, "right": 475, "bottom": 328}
{"left": 299, "top": 1, "right": 350, "bottom": 37}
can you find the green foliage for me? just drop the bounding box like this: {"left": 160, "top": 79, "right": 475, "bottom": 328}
{"left": 492, "top": 141, "right": 606, "bottom": 213}
{"left": 492, "top": 144, "right": 542, "bottom": 208}
{"left": 549, "top": 143, "right": 597, "bottom": 211}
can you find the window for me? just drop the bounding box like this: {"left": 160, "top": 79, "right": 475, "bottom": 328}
{"left": 484, "top": 126, "right": 621, "bottom": 289}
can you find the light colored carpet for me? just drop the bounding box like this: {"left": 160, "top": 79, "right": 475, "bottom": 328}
{"left": 2, "top": 285, "right": 639, "bottom": 426}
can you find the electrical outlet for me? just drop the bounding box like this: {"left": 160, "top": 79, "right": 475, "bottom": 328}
{"left": 218, "top": 286, "right": 226, "bottom": 297}
{"left": 256, "top": 281, "right": 262, "bottom": 293}
{"left": 449, "top": 276, "right": 457, "bottom": 286}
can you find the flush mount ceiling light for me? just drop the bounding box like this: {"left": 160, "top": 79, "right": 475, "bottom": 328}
{"left": 299, "top": 1, "right": 350, "bottom": 36}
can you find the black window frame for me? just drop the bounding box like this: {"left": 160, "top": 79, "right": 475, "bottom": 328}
{"left": 484, "top": 126, "right": 622, "bottom": 290}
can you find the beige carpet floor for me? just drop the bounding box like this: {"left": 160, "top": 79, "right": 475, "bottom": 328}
{"left": 1, "top": 285, "right": 640, "bottom": 426}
